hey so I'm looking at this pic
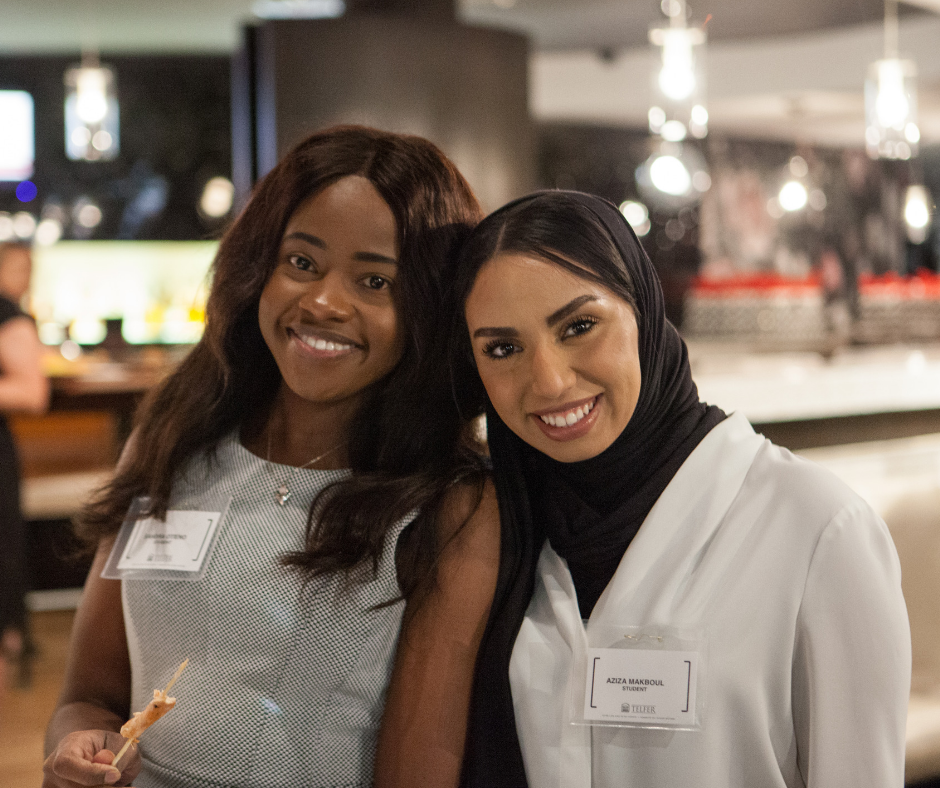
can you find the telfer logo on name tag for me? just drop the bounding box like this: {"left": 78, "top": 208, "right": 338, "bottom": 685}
{"left": 584, "top": 647, "right": 698, "bottom": 725}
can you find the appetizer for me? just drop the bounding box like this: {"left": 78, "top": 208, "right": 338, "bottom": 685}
{"left": 112, "top": 659, "right": 188, "bottom": 767}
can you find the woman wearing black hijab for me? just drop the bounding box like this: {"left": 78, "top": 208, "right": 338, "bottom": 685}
{"left": 452, "top": 191, "right": 909, "bottom": 788}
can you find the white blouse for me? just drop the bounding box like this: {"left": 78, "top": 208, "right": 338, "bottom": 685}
{"left": 509, "top": 412, "right": 910, "bottom": 788}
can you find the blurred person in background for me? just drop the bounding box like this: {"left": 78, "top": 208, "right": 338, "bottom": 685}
{"left": 0, "top": 241, "right": 50, "bottom": 688}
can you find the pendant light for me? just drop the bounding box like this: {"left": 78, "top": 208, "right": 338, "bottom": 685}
{"left": 641, "top": 1, "right": 711, "bottom": 210}
{"left": 904, "top": 185, "right": 933, "bottom": 244}
{"left": 865, "top": 0, "right": 919, "bottom": 160}
{"left": 648, "top": 0, "right": 707, "bottom": 142}
{"left": 65, "top": 52, "right": 119, "bottom": 162}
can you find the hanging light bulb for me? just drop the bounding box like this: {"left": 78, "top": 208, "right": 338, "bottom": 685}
{"left": 904, "top": 185, "right": 933, "bottom": 244}
{"left": 636, "top": 142, "right": 710, "bottom": 211}
{"left": 619, "top": 200, "right": 651, "bottom": 237}
{"left": 650, "top": 154, "right": 692, "bottom": 196}
{"left": 865, "top": 0, "right": 918, "bottom": 160}
{"left": 649, "top": 0, "right": 707, "bottom": 142}
{"left": 778, "top": 181, "right": 808, "bottom": 212}
{"left": 658, "top": 29, "right": 696, "bottom": 101}
{"left": 75, "top": 69, "right": 109, "bottom": 124}
{"left": 65, "top": 55, "right": 119, "bottom": 162}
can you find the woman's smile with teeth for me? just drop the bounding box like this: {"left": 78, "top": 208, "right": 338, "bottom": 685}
{"left": 300, "top": 335, "right": 354, "bottom": 352}
{"left": 539, "top": 397, "right": 596, "bottom": 427}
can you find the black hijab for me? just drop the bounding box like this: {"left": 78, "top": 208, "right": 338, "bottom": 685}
{"left": 457, "top": 191, "right": 725, "bottom": 787}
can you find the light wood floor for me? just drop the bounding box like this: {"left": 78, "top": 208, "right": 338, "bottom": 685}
{"left": 0, "top": 610, "right": 75, "bottom": 787}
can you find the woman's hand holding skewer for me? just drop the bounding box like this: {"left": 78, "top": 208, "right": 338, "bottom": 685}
{"left": 41, "top": 728, "right": 141, "bottom": 787}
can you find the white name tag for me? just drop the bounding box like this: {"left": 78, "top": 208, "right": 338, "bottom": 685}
{"left": 117, "top": 510, "right": 222, "bottom": 573}
{"left": 584, "top": 647, "right": 699, "bottom": 726}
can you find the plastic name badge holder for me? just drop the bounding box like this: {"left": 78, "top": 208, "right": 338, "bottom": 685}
{"left": 569, "top": 624, "right": 706, "bottom": 731}
{"left": 102, "top": 496, "right": 231, "bottom": 582}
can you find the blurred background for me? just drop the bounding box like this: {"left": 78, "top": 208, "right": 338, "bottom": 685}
{"left": 1, "top": 0, "right": 940, "bottom": 783}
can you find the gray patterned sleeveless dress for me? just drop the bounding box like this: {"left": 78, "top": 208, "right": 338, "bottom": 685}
{"left": 122, "top": 432, "right": 413, "bottom": 788}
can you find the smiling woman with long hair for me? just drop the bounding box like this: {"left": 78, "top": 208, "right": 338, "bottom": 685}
{"left": 42, "top": 126, "right": 498, "bottom": 788}
{"left": 452, "top": 190, "right": 909, "bottom": 788}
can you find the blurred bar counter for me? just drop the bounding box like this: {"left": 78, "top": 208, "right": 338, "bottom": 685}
{"left": 15, "top": 339, "right": 940, "bottom": 481}
{"left": 43, "top": 346, "right": 179, "bottom": 421}
{"left": 16, "top": 345, "right": 184, "bottom": 464}
{"left": 12, "top": 339, "right": 940, "bottom": 598}
{"left": 10, "top": 347, "right": 185, "bottom": 600}
{"left": 689, "top": 340, "right": 940, "bottom": 450}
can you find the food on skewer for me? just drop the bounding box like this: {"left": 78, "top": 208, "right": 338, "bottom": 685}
{"left": 120, "top": 687, "right": 178, "bottom": 740}
{"left": 112, "top": 659, "right": 188, "bottom": 768}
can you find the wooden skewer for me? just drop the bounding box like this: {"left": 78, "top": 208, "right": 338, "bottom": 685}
{"left": 111, "top": 659, "right": 189, "bottom": 768}
{"left": 111, "top": 736, "right": 137, "bottom": 768}
{"left": 163, "top": 658, "right": 189, "bottom": 696}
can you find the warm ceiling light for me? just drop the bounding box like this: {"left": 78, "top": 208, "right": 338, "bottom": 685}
{"left": 788, "top": 156, "right": 809, "bottom": 178}
{"left": 636, "top": 143, "right": 709, "bottom": 211}
{"left": 200, "top": 177, "right": 235, "bottom": 219}
{"left": 34, "top": 219, "right": 63, "bottom": 247}
{"left": 73, "top": 199, "right": 103, "bottom": 229}
{"left": 13, "top": 211, "right": 37, "bottom": 239}
{"left": 75, "top": 69, "right": 109, "bottom": 124}
{"left": 619, "top": 200, "right": 651, "bottom": 237}
{"left": 689, "top": 104, "right": 708, "bottom": 138}
{"left": 657, "top": 29, "right": 697, "bottom": 101}
{"left": 779, "top": 181, "right": 808, "bottom": 212}
{"left": 905, "top": 185, "right": 933, "bottom": 243}
{"left": 650, "top": 155, "right": 692, "bottom": 196}
{"left": 865, "top": 0, "right": 919, "bottom": 160}
{"left": 660, "top": 119, "right": 688, "bottom": 142}
{"left": 649, "top": 0, "right": 707, "bottom": 143}
{"left": 65, "top": 60, "right": 119, "bottom": 162}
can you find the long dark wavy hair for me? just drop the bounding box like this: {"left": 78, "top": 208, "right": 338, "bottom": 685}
{"left": 80, "top": 125, "right": 487, "bottom": 595}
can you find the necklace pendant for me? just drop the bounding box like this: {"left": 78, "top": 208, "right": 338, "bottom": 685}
{"left": 275, "top": 484, "right": 291, "bottom": 507}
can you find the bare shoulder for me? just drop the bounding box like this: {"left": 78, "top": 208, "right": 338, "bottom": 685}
{"left": 436, "top": 475, "right": 500, "bottom": 568}
{"left": 402, "top": 476, "right": 500, "bottom": 632}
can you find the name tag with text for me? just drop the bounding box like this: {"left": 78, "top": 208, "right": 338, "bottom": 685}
{"left": 117, "top": 509, "right": 222, "bottom": 573}
{"left": 584, "top": 647, "right": 699, "bottom": 726}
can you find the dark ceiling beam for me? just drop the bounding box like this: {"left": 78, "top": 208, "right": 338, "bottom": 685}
{"left": 345, "top": 0, "right": 456, "bottom": 23}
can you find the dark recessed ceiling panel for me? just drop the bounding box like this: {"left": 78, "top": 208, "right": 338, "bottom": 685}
{"left": 462, "top": 0, "right": 926, "bottom": 51}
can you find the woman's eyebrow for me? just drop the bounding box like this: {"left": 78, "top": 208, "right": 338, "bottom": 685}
{"left": 282, "top": 232, "right": 397, "bottom": 264}
{"left": 547, "top": 295, "right": 598, "bottom": 327}
{"left": 473, "top": 326, "right": 521, "bottom": 339}
{"left": 355, "top": 252, "right": 398, "bottom": 265}
{"left": 283, "top": 230, "right": 326, "bottom": 248}
{"left": 472, "top": 295, "right": 599, "bottom": 339}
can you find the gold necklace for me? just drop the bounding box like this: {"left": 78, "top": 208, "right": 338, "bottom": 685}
{"left": 266, "top": 431, "right": 343, "bottom": 507}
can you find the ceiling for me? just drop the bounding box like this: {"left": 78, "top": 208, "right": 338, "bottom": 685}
{"left": 0, "top": 0, "right": 933, "bottom": 54}
{"left": 1, "top": 0, "right": 939, "bottom": 147}
{"left": 464, "top": 0, "right": 932, "bottom": 51}
{"left": 531, "top": 12, "right": 940, "bottom": 146}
